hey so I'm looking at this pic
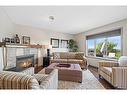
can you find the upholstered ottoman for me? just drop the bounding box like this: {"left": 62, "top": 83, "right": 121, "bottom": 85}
{"left": 45, "top": 63, "right": 82, "bottom": 83}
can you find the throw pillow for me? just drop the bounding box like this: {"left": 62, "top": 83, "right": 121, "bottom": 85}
{"left": 53, "top": 52, "right": 60, "bottom": 59}
{"left": 75, "top": 53, "right": 84, "bottom": 59}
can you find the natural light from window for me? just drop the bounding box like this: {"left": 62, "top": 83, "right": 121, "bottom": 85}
{"left": 86, "top": 29, "right": 121, "bottom": 60}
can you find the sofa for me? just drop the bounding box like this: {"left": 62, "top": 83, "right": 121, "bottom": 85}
{"left": 0, "top": 69, "right": 58, "bottom": 89}
{"left": 98, "top": 61, "right": 127, "bottom": 89}
{"left": 50, "top": 52, "right": 87, "bottom": 69}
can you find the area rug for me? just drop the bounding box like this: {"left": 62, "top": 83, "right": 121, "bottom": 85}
{"left": 38, "top": 69, "right": 105, "bottom": 89}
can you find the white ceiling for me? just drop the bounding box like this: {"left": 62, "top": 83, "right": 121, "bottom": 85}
{"left": 2, "top": 6, "right": 127, "bottom": 34}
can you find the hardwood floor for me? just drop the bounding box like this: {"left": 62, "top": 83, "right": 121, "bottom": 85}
{"left": 88, "top": 65, "right": 115, "bottom": 89}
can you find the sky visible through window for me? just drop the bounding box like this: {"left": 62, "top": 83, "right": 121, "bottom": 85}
{"left": 87, "top": 40, "right": 94, "bottom": 49}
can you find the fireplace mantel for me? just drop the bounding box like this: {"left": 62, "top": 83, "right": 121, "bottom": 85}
{"left": 0, "top": 42, "right": 49, "bottom": 49}
{"left": 4, "top": 44, "right": 44, "bottom": 48}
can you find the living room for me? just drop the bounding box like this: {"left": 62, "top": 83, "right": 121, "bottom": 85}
{"left": 0, "top": 2, "right": 127, "bottom": 94}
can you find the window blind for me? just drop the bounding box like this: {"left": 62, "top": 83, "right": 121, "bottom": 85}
{"left": 86, "top": 29, "right": 121, "bottom": 40}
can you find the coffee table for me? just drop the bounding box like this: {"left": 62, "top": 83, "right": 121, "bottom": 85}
{"left": 45, "top": 63, "right": 82, "bottom": 83}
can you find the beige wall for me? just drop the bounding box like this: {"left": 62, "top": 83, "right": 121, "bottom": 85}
{"left": 74, "top": 19, "right": 127, "bottom": 67}
{"left": 15, "top": 24, "right": 74, "bottom": 52}
{"left": 0, "top": 8, "right": 15, "bottom": 42}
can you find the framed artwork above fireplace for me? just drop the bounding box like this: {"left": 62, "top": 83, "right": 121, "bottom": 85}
{"left": 22, "top": 36, "right": 30, "bottom": 45}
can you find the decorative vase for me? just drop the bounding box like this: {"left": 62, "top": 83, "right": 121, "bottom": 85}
{"left": 15, "top": 34, "right": 20, "bottom": 44}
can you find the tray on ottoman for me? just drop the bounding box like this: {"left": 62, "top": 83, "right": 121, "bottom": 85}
{"left": 45, "top": 63, "right": 82, "bottom": 83}
{"left": 56, "top": 63, "right": 70, "bottom": 68}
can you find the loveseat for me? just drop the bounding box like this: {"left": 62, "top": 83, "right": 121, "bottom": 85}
{"left": 50, "top": 52, "right": 87, "bottom": 69}
{"left": 0, "top": 69, "right": 58, "bottom": 89}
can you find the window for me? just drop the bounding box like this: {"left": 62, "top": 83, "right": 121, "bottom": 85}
{"left": 86, "top": 29, "right": 121, "bottom": 60}
{"left": 96, "top": 38, "right": 106, "bottom": 57}
{"left": 107, "top": 36, "right": 121, "bottom": 59}
{"left": 87, "top": 39, "right": 95, "bottom": 56}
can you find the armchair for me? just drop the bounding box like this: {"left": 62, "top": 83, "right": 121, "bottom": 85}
{"left": 98, "top": 61, "right": 127, "bottom": 89}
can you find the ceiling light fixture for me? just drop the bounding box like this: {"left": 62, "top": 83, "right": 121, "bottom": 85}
{"left": 49, "top": 16, "right": 54, "bottom": 22}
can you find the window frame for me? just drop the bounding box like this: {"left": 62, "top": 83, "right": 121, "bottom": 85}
{"left": 85, "top": 28, "right": 123, "bottom": 60}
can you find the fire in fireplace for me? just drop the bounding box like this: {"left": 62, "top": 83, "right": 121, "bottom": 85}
{"left": 16, "top": 54, "right": 35, "bottom": 71}
{"left": 18, "top": 59, "right": 32, "bottom": 68}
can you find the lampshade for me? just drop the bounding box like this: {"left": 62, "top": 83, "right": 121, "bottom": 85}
{"left": 118, "top": 56, "right": 127, "bottom": 67}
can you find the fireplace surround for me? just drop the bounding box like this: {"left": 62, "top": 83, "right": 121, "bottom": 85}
{"left": 6, "top": 54, "right": 35, "bottom": 72}
{"left": 16, "top": 54, "right": 34, "bottom": 69}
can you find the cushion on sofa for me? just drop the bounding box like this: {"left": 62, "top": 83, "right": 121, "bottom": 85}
{"left": 60, "top": 52, "right": 68, "bottom": 59}
{"left": 100, "top": 67, "right": 112, "bottom": 76}
{"left": 75, "top": 53, "right": 84, "bottom": 59}
{"left": 33, "top": 74, "right": 48, "bottom": 84}
{"left": 50, "top": 59, "right": 67, "bottom": 63}
{"left": 67, "top": 52, "right": 76, "bottom": 59}
{"left": 53, "top": 52, "right": 60, "bottom": 59}
{"left": 68, "top": 59, "right": 83, "bottom": 64}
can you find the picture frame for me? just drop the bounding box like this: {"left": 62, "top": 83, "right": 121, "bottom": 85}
{"left": 61, "top": 40, "right": 68, "bottom": 48}
{"left": 22, "top": 36, "right": 30, "bottom": 45}
{"left": 50, "top": 38, "right": 59, "bottom": 48}
{"left": 5, "top": 38, "right": 10, "bottom": 43}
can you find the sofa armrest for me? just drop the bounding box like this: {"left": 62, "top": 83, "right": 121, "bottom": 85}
{"left": 112, "top": 67, "right": 127, "bottom": 88}
{"left": 99, "top": 61, "right": 118, "bottom": 68}
{"left": 83, "top": 56, "right": 87, "bottom": 67}
{"left": 83, "top": 56, "right": 87, "bottom": 61}
{"left": 0, "top": 71, "right": 39, "bottom": 89}
{"left": 40, "top": 69, "right": 58, "bottom": 89}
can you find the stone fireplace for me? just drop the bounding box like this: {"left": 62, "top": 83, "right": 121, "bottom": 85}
{"left": 4, "top": 46, "right": 43, "bottom": 74}
{"left": 6, "top": 54, "right": 35, "bottom": 72}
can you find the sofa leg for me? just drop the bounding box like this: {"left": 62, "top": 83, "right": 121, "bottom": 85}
{"left": 79, "top": 81, "right": 82, "bottom": 83}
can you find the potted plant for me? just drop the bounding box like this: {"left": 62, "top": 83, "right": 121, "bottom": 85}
{"left": 68, "top": 39, "right": 78, "bottom": 52}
